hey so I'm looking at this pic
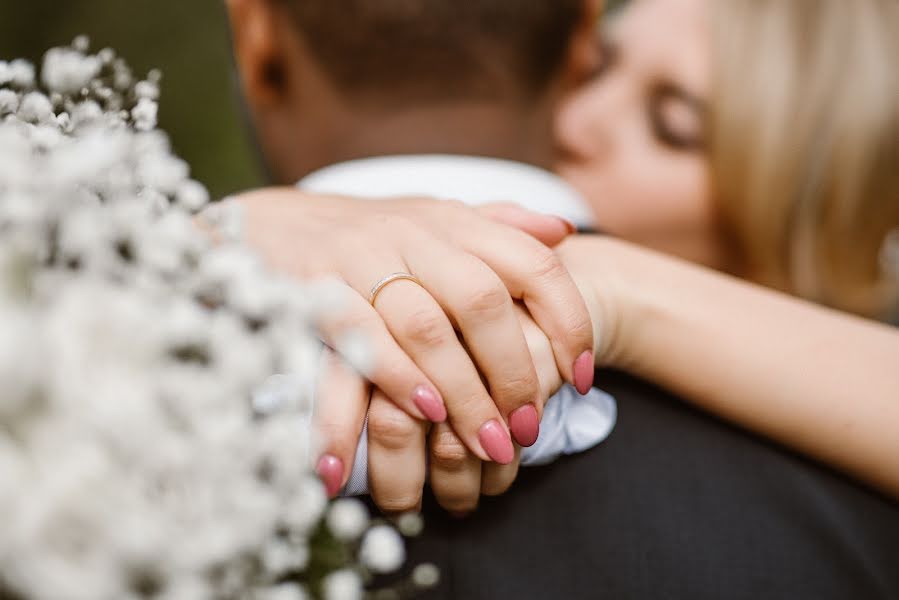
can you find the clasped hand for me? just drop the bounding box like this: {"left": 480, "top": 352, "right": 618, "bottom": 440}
{"left": 233, "top": 189, "right": 595, "bottom": 514}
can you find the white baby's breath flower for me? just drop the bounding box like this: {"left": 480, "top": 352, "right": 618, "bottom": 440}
{"left": 17, "top": 91, "right": 53, "bottom": 123}
{"left": 322, "top": 569, "right": 363, "bottom": 600}
{"left": 70, "top": 99, "right": 103, "bottom": 127}
{"left": 0, "top": 89, "right": 19, "bottom": 114}
{"left": 135, "top": 79, "right": 160, "bottom": 101}
{"left": 175, "top": 179, "right": 210, "bottom": 212}
{"left": 0, "top": 40, "right": 409, "bottom": 600}
{"left": 9, "top": 59, "right": 35, "bottom": 88}
{"left": 132, "top": 96, "right": 158, "bottom": 131}
{"left": 412, "top": 563, "right": 441, "bottom": 589}
{"left": 42, "top": 47, "right": 101, "bottom": 94}
{"left": 257, "top": 583, "right": 310, "bottom": 600}
{"left": 327, "top": 498, "right": 370, "bottom": 541}
{"left": 396, "top": 512, "right": 425, "bottom": 537}
{"left": 359, "top": 525, "right": 406, "bottom": 574}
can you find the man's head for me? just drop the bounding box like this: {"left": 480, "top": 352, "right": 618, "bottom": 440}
{"left": 227, "top": 0, "right": 601, "bottom": 182}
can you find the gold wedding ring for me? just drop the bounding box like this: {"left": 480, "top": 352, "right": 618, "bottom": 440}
{"left": 368, "top": 272, "right": 423, "bottom": 305}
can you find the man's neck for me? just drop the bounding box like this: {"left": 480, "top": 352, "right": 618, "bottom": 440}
{"left": 288, "top": 99, "right": 558, "bottom": 181}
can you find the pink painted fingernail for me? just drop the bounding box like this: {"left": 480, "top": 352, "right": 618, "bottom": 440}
{"left": 412, "top": 385, "right": 447, "bottom": 423}
{"left": 574, "top": 350, "right": 595, "bottom": 395}
{"left": 316, "top": 454, "right": 344, "bottom": 498}
{"left": 478, "top": 419, "right": 515, "bottom": 465}
{"left": 509, "top": 404, "right": 540, "bottom": 447}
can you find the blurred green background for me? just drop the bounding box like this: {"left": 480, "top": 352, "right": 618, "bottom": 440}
{"left": 0, "top": 0, "right": 264, "bottom": 199}
{"left": 0, "top": 0, "right": 624, "bottom": 199}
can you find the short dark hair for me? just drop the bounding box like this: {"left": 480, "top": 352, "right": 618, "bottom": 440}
{"left": 280, "top": 0, "right": 585, "bottom": 106}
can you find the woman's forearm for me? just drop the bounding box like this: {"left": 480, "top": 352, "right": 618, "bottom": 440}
{"left": 565, "top": 236, "right": 899, "bottom": 498}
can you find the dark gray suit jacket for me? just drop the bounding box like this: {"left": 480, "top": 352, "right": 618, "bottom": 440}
{"left": 394, "top": 370, "right": 899, "bottom": 599}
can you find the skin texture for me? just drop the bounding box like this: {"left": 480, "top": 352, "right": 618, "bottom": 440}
{"left": 556, "top": 0, "right": 727, "bottom": 270}
{"left": 225, "top": 0, "right": 602, "bottom": 513}
{"left": 555, "top": 235, "right": 899, "bottom": 498}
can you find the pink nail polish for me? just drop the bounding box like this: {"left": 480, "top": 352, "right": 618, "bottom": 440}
{"left": 478, "top": 419, "right": 515, "bottom": 465}
{"left": 574, "top": 350, "right": 595, "bottom": 395}
{"left": 316, "top": 454, "right": 344, "bottom": 498}
{"left": 509, "top": 404, "right": 540, "bottom": 447}
{"left": 412, "top": 385, "right": 447, "bottom": 423}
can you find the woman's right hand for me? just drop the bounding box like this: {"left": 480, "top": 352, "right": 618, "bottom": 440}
{"left": 228, "top": 188, "right": 595, "bottom": 494}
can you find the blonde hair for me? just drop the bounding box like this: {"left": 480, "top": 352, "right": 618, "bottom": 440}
{"left": 710, "top": 0, "right": 899, "bottom": 318}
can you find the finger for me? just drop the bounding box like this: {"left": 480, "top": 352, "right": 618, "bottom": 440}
{"left": 428, "top": 423, "right": 483, "bottom": 515}
{"left": 371, "top": 278, "right": 515, "bottom": 463}
{"left": 397, "top": 234, "right": 542, "bottom": 448}
{"left": 316, "top": 283, "right": 448, "bottom": 424}
{"left": 476, "top": 203, "right": 575, "bottom": 247}
{"left": 368, "top": 389, "right": 429, "bottom": 514}
{"left": 481, "top": 445, "right": 521, "bottom": 497}
{"left": 330, "top": 237, "right": 515, "bottom": 463}
{"left": 314, "top": 348, "right": 370, "bottom": 498}
{"left": 514, "top": 302, "right": 564, "bottom": 401}
{"left": 436, "top": 210, "right": 595, "bottom": 394}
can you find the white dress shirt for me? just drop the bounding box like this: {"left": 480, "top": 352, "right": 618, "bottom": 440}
{"left": 298, "top": 155, "right": 616, "bottom": 495}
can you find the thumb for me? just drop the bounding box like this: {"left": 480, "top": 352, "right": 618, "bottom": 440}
{"left": 477, "top": 203, "right": 576, "bottom": 247}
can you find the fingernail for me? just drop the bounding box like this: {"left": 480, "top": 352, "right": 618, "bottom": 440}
{"left": 412, "top": 385, "right": 447, "bottom": 422}
{"left": 449, "top": 511, "right": 470, "bottom": 519}
{"left": 478, "top": 419, "right": 515, "bottom": 465}
{"left": 557, "top": 217, "right": 577, "bottom": 234}
{"left": 316, "top": 454, "right": 344, "bottom": 498}
{"left": 509, "top": 404, "right": 540, "bottom": 447}
{"left": 574, "top": 350, "right": 595, "bottom": 395}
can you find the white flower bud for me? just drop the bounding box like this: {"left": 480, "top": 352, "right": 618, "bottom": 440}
{"left": 359, "top": 525, "right": 405, "bottom": 574}
{"left": 175, "top": 179, "right": 210, "bottom": 212}
{"left": 327, "top": 498, "right": 370, "bottom": 541}
{"left": 17, "top": 92, "right": 53, "bottom": 123}
{"left": 412, "top": 563, "right": 441, "bottom": 588}
{"left": 322, "top": 569, "right": 362, "bottom": 600}
{"left": 131, "top": 97, "right": 158, "bottom": 131}
{"left": 41, "top": 47, "right": 101, "bottom": 94}
{"left": 135, "top": 79, "right": 160, "bottom": 101}
{"left": 9, "top": 59, "right": 35, "bottom": 88}
{"left": 396, "top": 512, "right": 424, "bottom": 537}
{"left": 257, "top": 584, "right": 309, "bottom": 600}
{"left": 0, "top": 89, "right": 19, "bottom": 115}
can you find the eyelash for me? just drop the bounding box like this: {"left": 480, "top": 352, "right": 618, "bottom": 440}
{"left": 594, "top": 40, "right": 704, "bottom": 153}
{"left": 648, "top": 103, "right": 701, "bottom": 151}
{"left": 648, "top": 88, "right": 706, "bottom": 152}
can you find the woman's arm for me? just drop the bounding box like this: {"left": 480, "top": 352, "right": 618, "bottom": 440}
{"left": 558, "top": 235, "right": 899, "bottom": 498}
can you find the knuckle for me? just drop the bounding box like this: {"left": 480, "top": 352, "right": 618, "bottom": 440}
{"left": 430, "top": 431, "right": 471, "bottom": 471}
{"left": 373, "top": 491, "right": 422, "bottom": 514}
{"left": 399, "top": 308, "right": 450, "bottom": 349}
{"left": 530, "top": 246, "right": 567, "bottom": 282}
{"left": 491, "top": 370, "right": 539, "bottom": 405}
{"left": 368, "top": 404, "right": 421, "bottom": 450}
{"left": 460, "top": 279, "right": 510, "bottom": 320}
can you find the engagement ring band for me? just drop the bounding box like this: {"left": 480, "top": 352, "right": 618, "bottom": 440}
{"left": 369, "top": 272, "right": 422, "bottom": 305}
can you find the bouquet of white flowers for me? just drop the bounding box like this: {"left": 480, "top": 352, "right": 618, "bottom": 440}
{"left": 0, "top": 38, "right": 434, "bottom": 600}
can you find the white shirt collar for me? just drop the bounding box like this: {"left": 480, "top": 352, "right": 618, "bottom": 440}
{"left": 298, "top": 154, "right": 595, "bottom": 228}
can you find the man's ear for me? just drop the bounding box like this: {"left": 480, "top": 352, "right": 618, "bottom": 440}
{"left": 563, "top": 0, "right": 603, "bottom": 90}
{"left": 226, "top": 0, "right": 287, "bottom": 107}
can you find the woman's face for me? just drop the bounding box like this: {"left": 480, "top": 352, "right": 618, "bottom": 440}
{"left": 556, "top": 0, "right": 723, "bottom": 267}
